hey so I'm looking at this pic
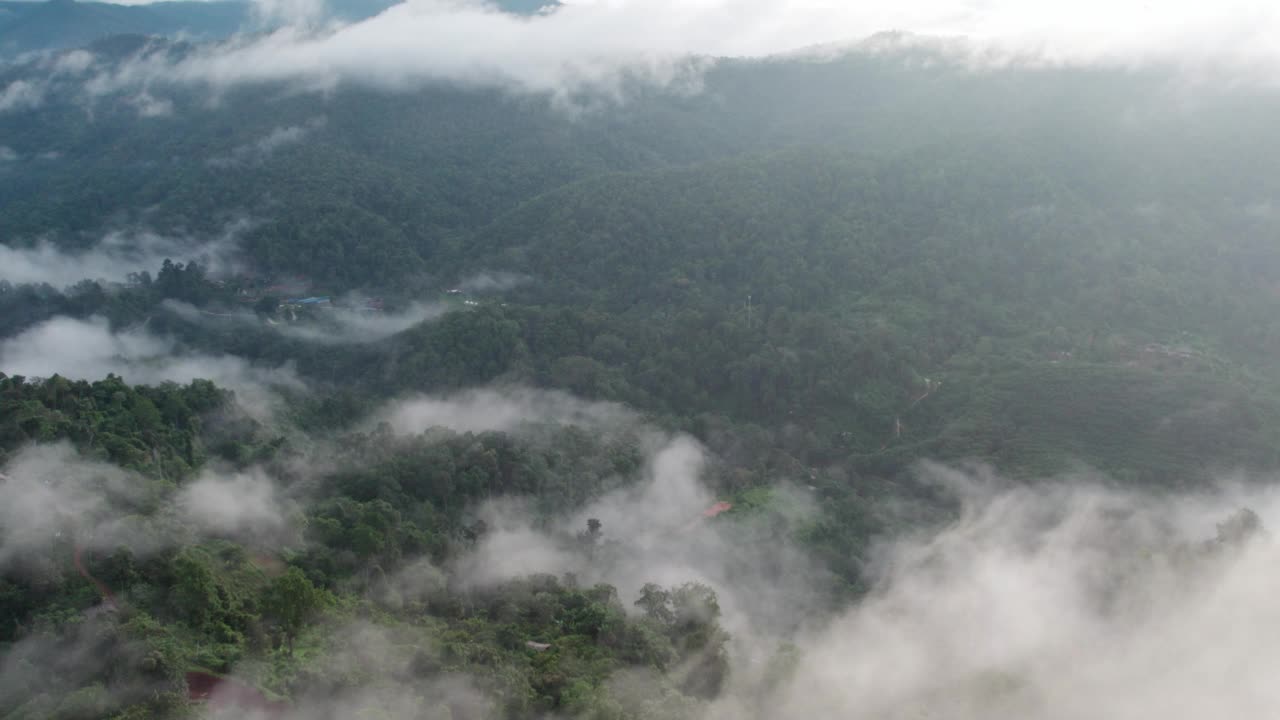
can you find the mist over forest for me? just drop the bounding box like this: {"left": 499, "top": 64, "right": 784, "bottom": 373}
{"left": 3, "top": 1, "right": 1280, "bottom": 718}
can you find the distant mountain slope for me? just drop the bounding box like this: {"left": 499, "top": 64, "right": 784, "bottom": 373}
{"left": 0, "top": 0, "right": 246, "bottom": 56}
{"left": 439, "top": 143, "right": 1280, "bottom": 478}
{"left": 0, "top": 0, "right": 559, "bottom": 57}
{"left": 488, "top": 0, "right": 557, "bottom": 13}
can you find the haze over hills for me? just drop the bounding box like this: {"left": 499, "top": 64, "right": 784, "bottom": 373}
{"left": 0, "top": 0, "right": 241, "bottom": 56}
{"left": 0, "top": 0, "right": 557, "bottom": 56}
{"left": 2, "top": 3, "right": 1280, "bottom": 719}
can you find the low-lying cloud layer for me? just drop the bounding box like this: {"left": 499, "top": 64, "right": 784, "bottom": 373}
{"left": 177, "top": 467, "right": 296, "bottom": 543}
{"left": 0, "top": 444, "right": 146, "bottom": 567}
{"left": 163, "top": 297, "right": 449, "bottom": 345}
{"left": 75, "top": 0, "right": 1280, "bottom": 107}
{"left": 0, "top": 444, "right": 303, "bottom": 580}
{"left": 0, "top": 79, "right": 43, "bottom": 112}
{"left": 374, "top": 386, "right": 634, "bottom": 435}
{"left": 719, "top": 463, "right": 1280, "bottom": 719}
{"left": 451, "top": 432, "right": 827, "bottom": 653}
{"left": 0, "top": 316, "right": 301, "bottom": 418}
{"left": 0, "top": 225, "right": 245, "bottom": 288}
{"left": 276, "top": 300, "right": 448, "bottom": 344}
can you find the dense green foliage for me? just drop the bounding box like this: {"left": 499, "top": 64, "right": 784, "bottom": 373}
{"left": 0, "top": 373, "right": 232, "bottom": 474}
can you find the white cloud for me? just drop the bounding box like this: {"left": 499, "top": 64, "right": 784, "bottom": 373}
{"left": 0, "top": 446, "right": 299, "bottom": 575}
{"left": 162, "top": 295, "right": 447, "bottom": 345}
{"left": 130, "top": 90, "right": 173, "bottom": 117}
{"left": 726, "top": 462, "right": 1280, "bottom": 720}
{"left": 0, "top": 226, "right": 244, "bottom": 288}
{"left": 275, "top": 301, "right": 447, "bottom": 344}
{"left": 374, "top": 386, "right": 633, "bottom": 435}
{"left": 177, "top": 467, "right": 295, "bottom": 542}
{"left": 0, "top": 79, "right": 43, "bottom": 113}
{"left": 0, "top": 444, "right": 146, "bottom": 567}
{"left": 208, "top": 116, "right": 327, "bottom": 167}
{"left": 82, "top": 0, "right": 1280, "bottom": 106}
{"left": 0, "top": 316, "right": 303, "bottom": 419}
{"left": 457, "top": 435, "right": 716, "bottom": 586}
{"left": 368, "top": 388, "right": 824, "bottom": 638}
{"left": 50, "top": 50, "right": 96, "bottom": 75}
{"left": 453, "top": 430, "right": 826, "bottom": 644}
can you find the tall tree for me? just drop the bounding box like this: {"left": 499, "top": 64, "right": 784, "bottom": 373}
{"left": 265, "top": 567, "right": 327, "bottom": 654}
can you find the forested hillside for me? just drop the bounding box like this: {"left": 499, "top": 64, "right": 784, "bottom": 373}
{"left": 2, "top": 23, "right": 1280, "bottom": 719}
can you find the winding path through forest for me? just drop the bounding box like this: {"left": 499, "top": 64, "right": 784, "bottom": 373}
{"left": 72, "top": 542, "right": 118, "bottom": 611}
{"left": 879, "top": 378, "right": 941, "bottom": 451}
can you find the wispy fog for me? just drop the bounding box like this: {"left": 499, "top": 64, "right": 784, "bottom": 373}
{"left": 374, "top": 386, "right": 634, "bottom": 435}
{"left": 207, "top": 622, "right": 493, "bottom": 720}
{"left": 0, "top": 316, "right": 302, "bottom": 418}
{"left": 276, "top": 300, "right": 449, "bottom": 344}
{"left": 208, "top": 116, "right": 327, "bottom": 167}
{"left": 457, "top": 270, "right": 531, "bottom": 293}
{"left": 0, "top": 444, "right": 304, "bottom": 576}
{"left": 0, "top": 444, "right": 149, "bottom": 567}
{"left": 77, "top": 0, "right": 1280, "bottom": 105}
{"left": 0, "top": 225, "right": 245, "bottom": 288}
{"left": 162, "top": 297, "right": 450, "bottom": 344}
{"left": 0, "top": 79, "right": 43, "bottom": 113}
{"left": 176, "top": 467, "right": 297, "bottom": 544}
{"left": 715, "top": 463, "right": 1280, "bottom": 719}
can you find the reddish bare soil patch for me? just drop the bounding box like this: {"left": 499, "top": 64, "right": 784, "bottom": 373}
{"left": 73, "top": 544, "right": 118, "bottom": 610}
{"left": 186, "top": 672, "right": 289, "bottom": 717}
